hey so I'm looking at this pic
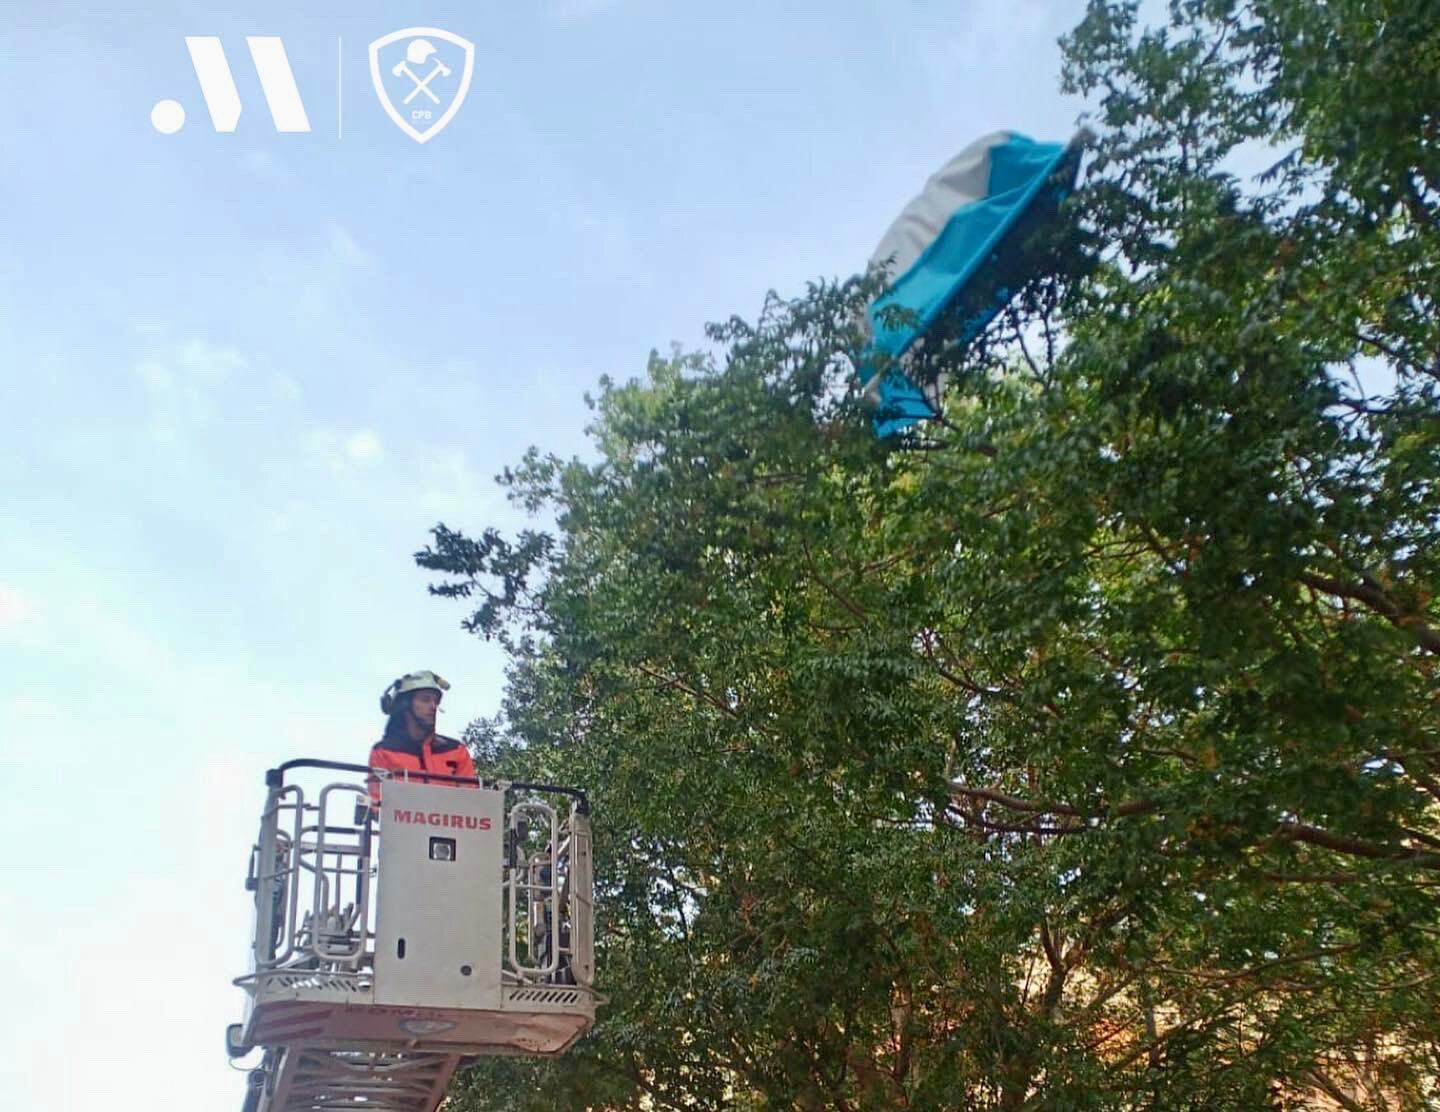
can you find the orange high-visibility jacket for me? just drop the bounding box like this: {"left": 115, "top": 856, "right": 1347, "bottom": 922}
{"left": 367, "top": 733, "right": 477, "bottom": 804}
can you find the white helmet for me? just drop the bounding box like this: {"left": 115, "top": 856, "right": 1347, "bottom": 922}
{"left": 381, "top": 670, "right": 451, "bottom": 715}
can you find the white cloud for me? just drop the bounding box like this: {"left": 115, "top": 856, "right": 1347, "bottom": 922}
{"left": 415, "top": 446, "right": 511, "bottom": 521}
{"left": 347, "top": 429, "right": 384, "bottom": 462}
{"left": 0, "top": 588, "right": 318, "bottom": 1112}
{"left": 0, "top": 869, "right": 255, "bottom": 1112}
{"left": 179, "top": 336, "right": 246, "bottom": 378}
{"left": 271, "top": 372, "right": 303, "bottom": 405}
{"left": 0, "top": 696, "right": 84, "bottom": 770}
{"left": 327, "top": 222, "right": 374, "bottom": 268}
{"left": 132, "top": 336, "right": 251, "bottom": 451}
{"left": 304, "top": 427, "right": 387, "bottom": 472}
{"left": 135, "top": 355, "right": 174, "bottom": 395}
{"left": 0, "top": 583, "right": 31, "bottom": 630}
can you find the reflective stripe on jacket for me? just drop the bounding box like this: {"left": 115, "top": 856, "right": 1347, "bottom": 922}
{"left": 367, "top": 733, "right": 477, "bottom": 804}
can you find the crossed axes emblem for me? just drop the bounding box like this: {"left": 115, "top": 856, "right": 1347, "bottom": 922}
{"left": 390, "top": 39, "right": 452, "bottom": 105}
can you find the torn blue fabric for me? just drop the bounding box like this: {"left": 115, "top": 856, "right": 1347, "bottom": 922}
{"left": 861, "top": 131, "right": 1084, "bottom": 436}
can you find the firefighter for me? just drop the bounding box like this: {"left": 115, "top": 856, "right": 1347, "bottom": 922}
{"left": 367, "top": 670, "right": 476, "bottom": 805}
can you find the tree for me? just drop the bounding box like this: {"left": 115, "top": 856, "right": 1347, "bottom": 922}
{"left": 428, "top": 2, "right": 1440, "bottom": 1107}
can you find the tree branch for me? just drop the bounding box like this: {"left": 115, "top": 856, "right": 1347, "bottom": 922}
{"left": 1298, "top": 571, "right": 1440, "bottom": 655}
{"left": 948, "top": 784, "right": 1157, "bottom": 819}
{"left": 1278, "top": 821, "right": 1440, "bottom": 871}
{"left": 1306, "top": 1067, "right": 1368, "bottom": 1112}
{"left": 801, "top": 540, "right": 869, "bottom": 622}
{"left": 634, "top": 662, "right": 739, "bottom": 719}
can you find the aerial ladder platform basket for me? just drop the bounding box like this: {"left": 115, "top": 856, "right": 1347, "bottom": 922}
{"left": 228, "top": 759, "right": 598, "bottom": 1112}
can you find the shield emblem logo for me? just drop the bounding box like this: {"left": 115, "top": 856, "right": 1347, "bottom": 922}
{"left": 369, "top": 27, "right": 475, "bottom": 144}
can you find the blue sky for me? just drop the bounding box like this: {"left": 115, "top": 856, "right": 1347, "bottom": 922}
{"left": 0, "top": 1, "right": 1091, "bottom": 1106}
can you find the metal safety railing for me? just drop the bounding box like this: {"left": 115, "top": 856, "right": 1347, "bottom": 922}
{"left": 503, "top": 798, "right": 595, "bottom": 988}
{"left": 240, "top": 758, "right": 592, "bottom": 991}
{"left": 507, "top": 800, "right": 561, "bottom": 979}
